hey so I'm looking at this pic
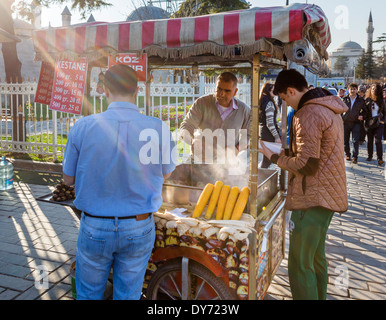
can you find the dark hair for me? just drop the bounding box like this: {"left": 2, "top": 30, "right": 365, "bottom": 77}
{"left": 259, "top": 83, "right": 275, "bottom": 102}
{"left": 273, "top": 69, "right": 308, "bottom": 95}
{"left": 259, "top": 82, "right": 278, "bottom": 115}
{"left": 348, "top": 83, "right": 358, "bottom": 89}
{"left": 216, "top": 72, "right": 238, "bottom": 87}
{"left": 370, "top": 83, "right": 384, "bottom": 107}
{"left": 104, "top": 64, "right": 138, "bottom": 95}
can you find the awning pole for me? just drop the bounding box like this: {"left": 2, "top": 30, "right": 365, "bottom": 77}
{"left": 145, "top": 69, "right": 151, "bottom": 116}
{"left": 249, "top": 54, "right": 260, "bottom": 219}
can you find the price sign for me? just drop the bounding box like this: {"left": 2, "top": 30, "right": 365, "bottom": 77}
{"left": 49, "top": 58, "right": 88, "bottom": 115}
{"left": 108, "top": 53, "right": 147, "bottom": 82}
{"left": 35, "top": 61, "right": 55, "bottom": 105}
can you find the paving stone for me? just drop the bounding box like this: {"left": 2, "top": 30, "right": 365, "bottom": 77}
{"left": 0, "top": 289, "right": 20, "bottom": 300}
{"left": 38, "top": 283, "right": 72, "bottom": 300}
{"left": 0, "top": 274, "right": 34, "bottom": 291}
{"left": 349, "top": 289, "right": 386, "bottom": 300}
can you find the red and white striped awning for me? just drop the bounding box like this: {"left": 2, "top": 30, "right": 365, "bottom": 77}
{"left": 33, "top": 3, "right": 331, "bottom": 63}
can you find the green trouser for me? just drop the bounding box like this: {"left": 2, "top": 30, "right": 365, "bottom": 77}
{"left": 288, "top": 207, "right": 334, "bottom": 300}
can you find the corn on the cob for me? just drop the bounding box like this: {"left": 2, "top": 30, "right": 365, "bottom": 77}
{"left": 223, "top": 187, "right": 239, "bottom": 220}
{"left": 215, "top": 185, "right": 231, "bottom": 220}
{"left": 231, "top": 187, "right": 250, "bottom": 220}
{"left": 205, "top": 181, "right": 223, "bottom": 219}
{"left": 192, "top": 183, "right": 214, "bottom": 218}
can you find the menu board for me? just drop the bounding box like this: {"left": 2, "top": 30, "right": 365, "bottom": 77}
{"left": 49, "top": 58, "right": 88, "bottom": 115}
{"left": 35, "top": 61, "right": 55, "bottom": 105}
{"left": 108, "top": 53, "right": 147, "bottom": 82}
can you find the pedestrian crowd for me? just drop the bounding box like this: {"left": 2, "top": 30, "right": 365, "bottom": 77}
{"left": 260, "top": 81, "right": 386, "bottom": 168}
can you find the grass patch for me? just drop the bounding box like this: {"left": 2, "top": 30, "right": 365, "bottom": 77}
{"left": 1, "top": 133, "right": 66, "bottom": 162}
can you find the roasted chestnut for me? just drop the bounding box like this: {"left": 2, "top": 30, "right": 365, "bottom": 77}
{"left": 237, "top": 285, "right": 248, "bottom": 300}
{"left": 239, "top": 272, "right": 249, "bottom": 285}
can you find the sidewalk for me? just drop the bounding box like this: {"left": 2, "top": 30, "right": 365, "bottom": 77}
{"left": 0, "top": 144, "right": 385, "bottom": 300}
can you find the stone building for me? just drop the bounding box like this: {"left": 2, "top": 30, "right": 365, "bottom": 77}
{"left": 329, "top": 41, "right": 364, "bottom": 76}
{"left": 328, "top": 11, "right": 374, "bottom": 76}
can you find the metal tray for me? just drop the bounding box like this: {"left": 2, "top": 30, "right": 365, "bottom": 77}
{"left": 163, "top": 164, "right": 279, "bottom": 214}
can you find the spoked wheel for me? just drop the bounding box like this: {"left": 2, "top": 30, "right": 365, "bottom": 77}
{"left": 146, "top": 258, "right": 233, "bottom": 300}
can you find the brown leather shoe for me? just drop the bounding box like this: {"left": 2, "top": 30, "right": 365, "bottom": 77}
{"left": 352, "top": 158, "right": 358, "bottom": 164}
{"left": 378, "top": 160, "right": 385, "bottom": 166}
{"left": 346, "top": 156, "right": 351, "bottom": 161}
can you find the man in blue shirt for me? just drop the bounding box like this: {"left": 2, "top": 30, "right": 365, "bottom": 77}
{"left": 63, "top": 65, "right": 176, "bottom": 300}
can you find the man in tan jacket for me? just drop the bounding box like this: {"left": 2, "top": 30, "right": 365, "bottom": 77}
{"left": 260, "top": 69, "right": 348, "bottom": 300}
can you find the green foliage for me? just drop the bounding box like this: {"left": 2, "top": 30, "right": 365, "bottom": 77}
{"left": 333, "top": 56, "right": 349, "bottom": 75}
{"left": 373, "top": 33, "right": 386, "bottom": 44}
{"left": 173, "top": 0, "right": 250, "bottom": 18}
{"left": 356, "top": 50, "right": 377, "bottom": 80}
{"left": 14, "top": 0, "right": 112, "bottom": 21}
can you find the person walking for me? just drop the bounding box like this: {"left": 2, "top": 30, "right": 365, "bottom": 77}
{"left": 260, "top": 69, "right": 348, "bottom": 300}
{"left": 341, "top": 83, "right": 365, "bottom": 164}
{"left": 338, "top": 88, "right": 345, "bottom": 99}
{"left": 259, "top": 82, "right": 281, "bottom": 168}
{"left": 62, "top": 65, "right": 176, "bottom": 300}
{"left": 383, "top": 88, "right": 386, "bottom": 140}
{"left": 358, "top": 85, "right": 367, "bottom": 145}
{"left": 363, "top": 83, "right": 385, "bottom": 165}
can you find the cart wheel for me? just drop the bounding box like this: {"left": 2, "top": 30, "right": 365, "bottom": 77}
{"left": 146, "top": 258, "right": 233, "bottom": 300}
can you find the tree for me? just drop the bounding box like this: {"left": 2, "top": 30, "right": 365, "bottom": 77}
{"left": 355, "top": 51, "right": 366, "bottom": 80}
{"left": 372, "top": 34, "right": 386, "bottom": 81}
{"left": 373, "top": 33, "right": 386, "bottom": 45}
{"left": 365, "top": 49, "right": 376, "bottom": 79}
{"left": 173, "top": 0, "right": 250, "bottom": 17}
{"left": 2, "top": 0, "right": 112, "bottom": 143}
{"left": 354, "top": 49, "right": 378, "bottom": 81}
{"left": 333, "top": 55, "right": 349, "bottom": 75}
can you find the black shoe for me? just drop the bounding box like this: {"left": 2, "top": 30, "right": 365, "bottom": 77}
{"left": 366, "top": 157, "right": 372, "bottom": 161}
{"left": 378, "top": 160, "right": 385, "bottom": 166}
{"left": 346, "top": 156, "right": 351, "bottom": 161}
{"left": 352, "top": 158, "right": 358, "bottom": 164}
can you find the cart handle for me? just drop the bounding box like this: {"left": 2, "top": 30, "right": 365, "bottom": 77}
{"left": 259, "top": 199, "right": 286, "bottom": 254}
{"left": 262, "top": 199, "right": 286, "bottom": 234}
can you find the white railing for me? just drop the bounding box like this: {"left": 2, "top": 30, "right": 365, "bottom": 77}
{"left": 0, "top": 75, "right": 252, "bottom": 161}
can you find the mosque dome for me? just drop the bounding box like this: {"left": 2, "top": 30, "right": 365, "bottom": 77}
{"left": 126, "top": 5, "right": 169, "bottom": 21}
{"left": 337, "top": 41, "right": 362, "bottom": 50}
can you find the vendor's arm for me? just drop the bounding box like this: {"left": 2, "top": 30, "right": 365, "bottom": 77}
{"left": 162, "top": 121, "right": 176, "bottom": 180}
{"left": 239, "top": 107, "right": 251, "bottom": 151}
{"left": 179, "top": 99, "right": 204, "bottom": 144}
{"left": 270, "top": 114, "right": 321, "bottom": 176}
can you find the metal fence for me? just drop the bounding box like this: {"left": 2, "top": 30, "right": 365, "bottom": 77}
{"left": 0, "top": 75, "right": 252, "bottom": 161}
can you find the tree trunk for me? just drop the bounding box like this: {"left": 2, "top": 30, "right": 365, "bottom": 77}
{"left": 0, "top": 0, "right": 24, "bottom": 144}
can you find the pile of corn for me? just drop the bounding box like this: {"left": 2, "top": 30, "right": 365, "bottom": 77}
{"left": 192, "top": 181, "right": 250, "bottom": 221}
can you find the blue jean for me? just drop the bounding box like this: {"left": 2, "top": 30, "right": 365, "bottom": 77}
{"left": 75, "top": 213, "right": 155, "bottom": 300}
{"left": 343, "top": 122, "right": 360, "bottom": 159}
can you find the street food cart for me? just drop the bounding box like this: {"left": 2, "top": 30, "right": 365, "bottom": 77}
{"left": 34, "top": 3, "right": 331, "bottom": 300}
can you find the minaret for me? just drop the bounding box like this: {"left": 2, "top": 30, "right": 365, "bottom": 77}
{"left": 366, "top": 11, "right": 374, "bottom": 54}
{"left": 61, "top": 6, "right": 72, "bottom": 27}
